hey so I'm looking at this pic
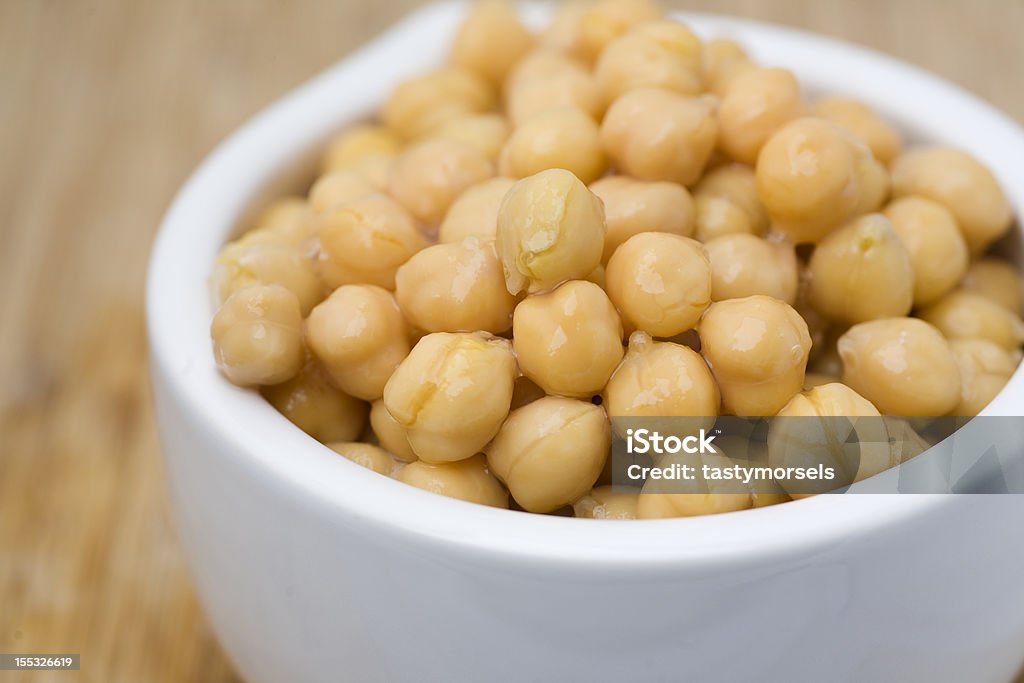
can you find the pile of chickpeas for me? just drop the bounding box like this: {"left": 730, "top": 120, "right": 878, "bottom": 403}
{"left": 209, "top": 0, "right": 1024, "bottom": 519}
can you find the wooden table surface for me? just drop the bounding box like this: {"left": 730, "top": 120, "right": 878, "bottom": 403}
{"left": 2, "top": 1, "right": 1023, "bottom": 681}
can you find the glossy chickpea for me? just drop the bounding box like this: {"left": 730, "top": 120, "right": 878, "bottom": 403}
{"left": 891, "top": 147, "right": 1012, "bottom": 255}
{"left": 308, "top": 170, "right": 377, "bottom": 215}
{"left": 395, "top": 238, "right": 516, "bottom": 334}
{"left": 573, "top": 485, "right": 640, "bottom": 519}
{"left": 949, "top": 339, "right": 1020, "bottom": 416}
{"left": 450, "top": 0, "right": 533, "bottom": 85}
{"left": 590, "top": 176, "right": 695, "bottom": 262}
{"left": 814, "top": 97, "right": 902, "bottom": 164}
{"left": 388, "top": 137, "right": 494, "bottom": 225}
{"left": 636, "top": 450, "right": 753, "bottom": 518}
{"left": 594, "top": 20, "right": 703, "bottom": 103}
{"left": 693, "top": 162, "right": 769, "bottom": 235}
{"left": 211, "top": 284, "right": 304, "bottom": 387}
{"left": 961, "top": 259, "right": 1023, "bottom": 314}
{"left": 486, "top": 396, "right": 610, "bottom": 512}
{"left": 704, "top": 234, "right": 798, "bottom": 304}
{"left": 262, "top": 359, "right": 368, "bottom": 443}
{"left": 305, "top": 285, "right": 411, "bottom": 400}
{"left": 505, "top": 56, "right": 603, "bottom": 125}
{"left": 431, "top": 113, "right": 510, "bottom": 160}
{"left": 601, "top": 88, "right": 718, "bottom": 185}
{"left": 699, "top": 295, "right": 811, "bottom": 416}
{"left": 717, "top": 67, "right": 803, "bottom": 165}
{"left": 807, "top": 214, "right": 913, "bottom": 324}
{"left": 438, "top": 177, "right": 515, "bottom": 244}
{"left": 212, "top": 242, "right": 323, "bottom": 316}
{"left": 321, "top": 124, "right": 402, "bottom": 174}
{"left": 496, "top": 169, "right": 606, "bottom": 294}
{"left": 605, "top": 232, "right": 712, "bottom": 337}
{"left": 702, "top": 37, "right": 754, "bottom": 97}
{"left": 882, "top": 196, "right": 968, "bottom": 306}
{"left": 369, "top": 399, "right": 417, "bottom": 462}
{"left": 397, "top": 454, "right": 509, "bottom": 508}
{"left": 513, "top": 280, "right": 624, "bottom": 397}
{"left": 498, "top": 107, "right": 607, "bottom": 184}
{"left": 838, "top": 317, "right": 961, "bottom": 415}
{"left": 382, "top": 67, "right": 496, "bottom": 140}
{"left": 239, "top": 197, "right": 312, "bottom": 248}
{"left": 919, "top": 290, "right": 1024, "bottom": 353}
{"left": 328, "top": 442, "right": 402, "bottom": 476}
{"left": 383, "top": 332, "right": 516, "bottom": 463}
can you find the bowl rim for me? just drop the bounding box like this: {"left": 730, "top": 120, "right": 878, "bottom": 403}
{"left": 146, "top": 0, "right": 1024, "bottom": 571}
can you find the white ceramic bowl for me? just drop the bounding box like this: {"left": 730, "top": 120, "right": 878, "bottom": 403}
{"left": 147, "top": 3, "right": 1024, "bottom": 681}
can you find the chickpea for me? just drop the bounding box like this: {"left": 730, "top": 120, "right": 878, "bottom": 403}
{"left": 814, "top": 97, "right": 902, "bottom": 164}
{"left": 382, "top": 67, "right": 496, "bottom": 140}
{"left": 308, "top": 170, "right": 377, "bottom": 215}
{"left": 239, "top": 197, "right": 312, "bottom": 248}
{"left": 450, "top": 0, "right": 533, "bottom": 85}
{"left": 498, "top": 107, "right": 607, "bottom": 184}
{"left": 919, "top": 290, "right": 1024, "bottom": 353}
{"left": 698, "top": 295, "right": 811, "bottom": 416}
{"left": 544, "top": 0, "right": 664, "bottom": 63}
{"left": 262, "top": 358, "right": 368, "bottom": 443}
{"left": 486, "top": 396, "right": 610, "bottom": 512}
{"left": 590, "top": 176, "right": 695, "bottom": 262}
{"left": 702, "top": 37, "right": 754, "bottom": 97}
{"left": 430, "top": 113, "right": 509, "bottom": 160}
{"left": 395, "top": 238, "right": 517, "bottom": 334}
{"left": 321, "top": 124, "right": 402, "bottom": 174}
{"left": 305, "top": 285, "right": 411, "bottom": 400}
{"left": 211, "top": 284, "right": 304, "bottom": 387}
{"left": 807, "top": 214, "right": 913, "bottom": 324}
{"left": 891, "top": 147, "right": 1012, "bottom": 255}
{"left": 383, "top": 332, "right": 516, "bottom": 463}
{"left": 961, "top": 259, "right": 1023, "bottom": 314}
{"left": 388, "top": 137, "right": 494, "bottom": 225}
{"left": 438, "top": 177, "right": 515, "bottom": 244}
{"left": 949, "top": 339, "right": 1020, "bottom": 416}
{"left": 397, "top": 454, "right": 509, "bottom": 508}
{"left": 505, "top": 47, "right": 588, "bottom": 91}
{"left": 513, "top": 280, "right": 624, "bottom": 397}
{"left": 704, "top": 234, "right": 798, "bottom": 304}
{"left": 594, "top": 20, "right": 703, "bottom": 103}
{"left": 717, "top": 67, "right": 803, "bottom": 165}
{"left": 882, "top": 197, "right": 968, "bottom": 306}
{"left": 505, "top": 56, "right": 603, "bottom": 125}
{"left": 313, "top": 193, "right": 429, "bottom": 291}
{"left": 605, "top": 232, "right": 712, "bottom": 337}
{"left": 328, "top": 442, "right": 402, "bottom": 477}
{"left": 693, "top": 195, "right": 755, "bottom": 242}
{"left": 496, "top": 168, "right": 606, "bottom": 294}
{"left": 212, "top": 242, "right": 323, "bottom": 316}
{"left": 636, "top": 450, "right": 753, "bottom": 519}
{"left": 837, "top": 317, "right": 961, "bottom": 415}
{"left": 693, "top": 162, "right": 769, "bottom": 235}
{"left": 369, "top": 399, "right": 417, "bottom": 462}
{"left": 601, "top": 88, "right": 718, "bottom": 185}
{"left": 574, "top": 485, "right": 639, "bottom": 519}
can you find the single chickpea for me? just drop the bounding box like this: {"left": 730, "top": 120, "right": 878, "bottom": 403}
{"left": 498, "top": 107, "right": 607, "bottom": 184}
{"left": 395, "top": 238, "right": 517, "bottom": 334}
{"left": 211, "top": 284, "right": 305, "bottom": 387}
{"left": 321, "top": 124, "right": 402, "bottom": 174}
{"left": 807, "top": 214, "right": 914, "bottom": 324}
{"left": 369, "top": 399, "right": 417, "bottom": 462}
{"left": 238, "top": 197, "right": 312, "bottom": 248}
{"left": 601, "top": 88, "right": 718, "bottom": 185}
{"left": 450, "top": 0, "right": 533, "bottom": 85}
{"left": 851, "top": 140, "right": 890, "bottom": 216}
{"left": 594, "top": 20, "right": 703, "bottom": 103}
{"left": 693, "top": 162, "right": 769, "bottom": 235}
{"left": 891, "top": 147, "right": 1012, "bottom": 255}
{"left": 212, "top": 242, "right": 324, "bottom": 316}
{"left": 590, "top": 176, "right": 695, "bottom": 262}
{"left": 438, "top": 177, "right": 515, "bottom": 244}
{"left": 698, "top": 295, "right": 811, "bottom": 416}
{"left": 513, "top": 280, "right": 624, "bottom": 397}
{"left": 328, "top": 442, "right": 402, "bottom": 477}
{"left": 837, "top": 317, "right": 962, "bottom": 415}
{"left": 702, "top": 37, "right": 754, "bottom": 97}
{"left": 605, "top": 232, "right": 712, "bottom": 337}
{"left": 262, "top": 358, "right": 368, "bottom": 443}
{"left": 814, "top": 97, "right": 902, "bottom": 164}
{"left": 383, "top": 332, "right": 517, "bottom": 463}
{"left": 717, "top": 67, "right": 803, "bottom": 165}
{"left": 496, "top": 168, "right": 606, "bottom": 294}
{"left": 313, "top": 193, "right": 429, "bottom": 291}
{"left": 636, "top": 450, "right": 753, "bottom": 518}
{"left": 882, "top": 196, "right": 968, "bottom": 306}
{"left": 505, "top": 56, "right": 603, "bottom": 125}
{"left": 918, "top": 290, "right": 1024, "bottom": 353}
{"left": 486, "top": 396, "right": 610, "bottom": 512}
{"left": 693, "top": 195, "right": 755, "bottom": 242}
{"left": 388, "top": 137, "right": 494, "bottom": 225}
{"left": 504, "top": 47, "right": 589, "bottom": 93}
{"left": 308, "top": 170, "right": 377, "bottom": 215}
{"left": 949, "top": 339, "right": 1020, "bottom": 416}
{"left": 430, "top": 113, "right": 510, "bottom": 160}
{"left": 305, "top": 285, "right": 411, "bottom": 401}
{"left": 382, "top": 67, "right": 496, "bottom": 140}
{"left": 961, "top": 259, "right": 1023, "bottom": 314}
{"left": 704, "top": 233, "right": 798, "bottom": 304}
{"left": 574, "top": 486, "right": 640, "bottom": 519}
{"left": 397, "top": 454, "right": 509, "bottom": 508}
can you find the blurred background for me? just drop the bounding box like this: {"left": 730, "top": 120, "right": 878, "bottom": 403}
{"left": 2, "top": 1, "right": 1023, "bottom": 681}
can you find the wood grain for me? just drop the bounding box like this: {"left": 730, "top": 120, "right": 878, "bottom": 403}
{"left": 1, "top": 1, "right": 1022, "bottom": 681}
